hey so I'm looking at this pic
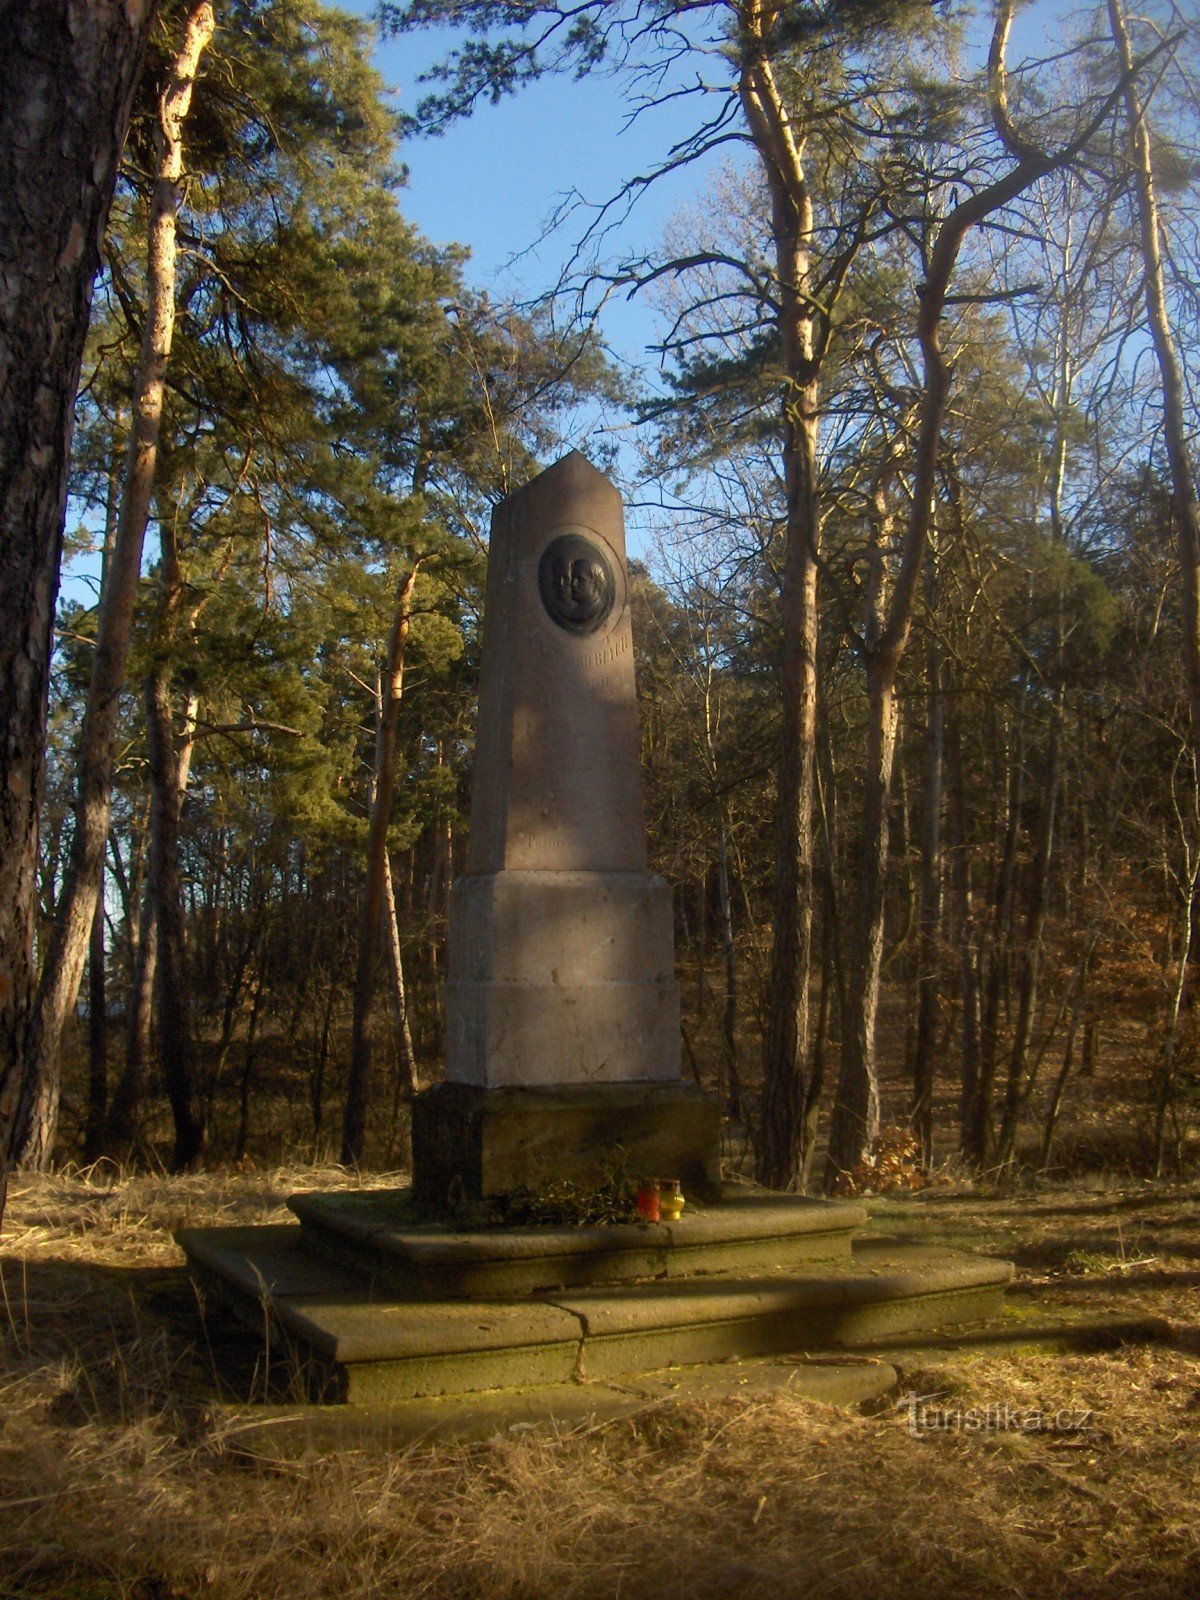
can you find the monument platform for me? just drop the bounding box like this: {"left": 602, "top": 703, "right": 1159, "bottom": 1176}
{"left": 177, "top": 1189, "right": 1013, "bottom": 1404}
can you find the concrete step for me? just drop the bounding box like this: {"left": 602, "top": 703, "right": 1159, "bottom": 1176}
{"left": 288, "top": 1186, "right": 867, "bottom": 1297}
{"left": 177, "top": 1222, "right": 1013, "bottom": 1403}
{"left": 215, "top": 1355, "right": 900, "bottom": 1456}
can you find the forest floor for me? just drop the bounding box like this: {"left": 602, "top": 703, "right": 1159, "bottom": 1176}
{"left": 1, "top": 1161, "right": 1199, "bottom": 1600}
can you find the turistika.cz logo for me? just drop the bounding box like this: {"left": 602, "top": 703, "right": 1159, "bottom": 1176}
{"left": 895, "top": 1391, "right": 1095, "bottom": 1437}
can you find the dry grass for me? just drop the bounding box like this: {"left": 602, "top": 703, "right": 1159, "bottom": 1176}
{"left": 3, "top": 1167, "right": 1200, "bottom": 1600}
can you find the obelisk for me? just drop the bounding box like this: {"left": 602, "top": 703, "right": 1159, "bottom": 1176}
{"left": 412, "top": 453, "right": 719, "bottom": 1205}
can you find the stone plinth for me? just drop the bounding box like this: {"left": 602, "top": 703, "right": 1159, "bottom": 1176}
{"left": 413, "top": 1081, "right": 720, "bottom": 1209}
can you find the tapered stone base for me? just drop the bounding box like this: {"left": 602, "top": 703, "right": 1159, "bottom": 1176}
{"left": 411, "top": 1081, "right": 721, "bottom": 1210}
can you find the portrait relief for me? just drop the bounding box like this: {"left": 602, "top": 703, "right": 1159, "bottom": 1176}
{"left": 537, "top": 532, "right": 617, "bottom": 635}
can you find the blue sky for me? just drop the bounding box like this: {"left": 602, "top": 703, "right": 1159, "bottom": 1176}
{"left": 61, "top": 0, "right": 1080, "bottom": 601}
{"left": 343, "top": 3, "right": 739, "bottom": 460}
{"left": 336, "top": 2, "right": 1079, "bottom": 503}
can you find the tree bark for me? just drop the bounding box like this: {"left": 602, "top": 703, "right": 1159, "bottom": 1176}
{"left": 83, "top": 890, "right": 108, "bottom": 1163}
{"left": 383, "top": 848, "right": 418, "bottom": 1100}
{"left": 15, "top": 0, "right": 214, "bottom": 1169}
{"left": 995, "top": 706, "right": 1061, "bottom": 1168}
{"left": 826, "top": 464, "right": 899, "bottom": 1188}
{"left": 714, "top": 811, "right": 744, "bottom": 1120}
{"left": 1107, "top": 0, "right": 1200, "bottom": 770}
{"left": 145, "top": 670, "right": 204, "bottom": 1170}
{"left": 108, "top": 880, "right": 157, "bottom": 1151}
{"left": 342, "top": 565, "right": 420, "bottom": 1167}
{"left": 912, "top": 557, "right": 946, "bottom": 1167}
{"left": 739, "top": 8, "right": 822, "bottom": 1191}
{"left": 824, "top": 0, "right": 1125, "bottom": 1188}
{"left": 0, "top": 0, "right": 158, "bottom": 1225}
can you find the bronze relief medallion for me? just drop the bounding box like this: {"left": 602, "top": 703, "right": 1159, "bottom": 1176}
{"left": 537, "top": 532, "right": 616, "bottom": 635}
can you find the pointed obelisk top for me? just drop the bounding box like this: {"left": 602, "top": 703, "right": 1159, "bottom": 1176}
{"left": 465, "top": 445, "right": 644, "bottom": 875}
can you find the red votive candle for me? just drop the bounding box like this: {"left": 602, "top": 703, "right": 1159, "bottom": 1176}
{"left": 636, "top": 1178, "right": 660, "bottom": 1223}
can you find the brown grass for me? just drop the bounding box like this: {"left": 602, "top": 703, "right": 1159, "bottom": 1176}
{"left": 3, "top": 1166, "right": 1200, "bottom": 1600}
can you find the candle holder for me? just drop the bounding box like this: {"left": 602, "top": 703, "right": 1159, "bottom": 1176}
{"left": 659, "top": 1178, "right": 685, "bottom": 1222}
{"left": 636, "top": 1178, "right": 660, "bottom": 1224}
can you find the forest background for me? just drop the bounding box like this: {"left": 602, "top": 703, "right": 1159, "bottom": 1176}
{"left": 5, "top": 0, "right": 1200, "bottom": 1208}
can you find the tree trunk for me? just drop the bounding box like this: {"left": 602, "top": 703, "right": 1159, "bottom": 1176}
{"left": 826, "top": 653, "right": 896, "bottom": 1186}
{"left": 945, "top": 683, "right": 981, "bottom": 1153}
{"left": 738, "top": 23, "right": 822, "bottom": 1191}
{"left": 714, "top": 812, "right": 744, "bottom": 1120}
{"left": 145, "top": 670, "right": 204, "bottom": 1170}
{"left": 342, "top": 565, "right": 420, "bottom": 1167}
{"left": 383, "top": 849, "right": 418, "bottom": 1099}
{"left": 83, "top": 891, "right": 108, "bottom": 1163}
{"left": 995, "top": 690, "right": 1063, "bottom": 1170}
{"left": 1107, "top": 0, "right": 1200, "bottom": 770}
{"left": 0, "top": 0, "right": 158, "bottom": 1225}
{"left": 826, "top": 463, "right": 901, "bottom": 1188}
{"left": 912, "top": 570, "right": 946, "bottom": 1167}
{"left": 1039, "top": 959, "right": 1090, "bottom": 1170}
{"left": 108, "top": 880, "right": 157, "bottom": 1150}
{"left": 15, "top": 0, "right": 214, "bottom": 1172}
{"left": 234, "top": 966, "right": 265, "bottom": 1164}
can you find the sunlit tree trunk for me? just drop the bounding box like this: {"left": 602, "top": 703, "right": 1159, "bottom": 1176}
{"left": 912, "top": 546, "right": 945, "bottom": 1167}
{"left": 0, "top": 0, "right": 158, "bottom": 1225}
{"left": 342, "top": 565, "right": 420, "bottom": 1166}
{"left": 146, "top": 668, "right": 203, "bottom": 1170}
{"left": 83, "top": 893, "right": 108, "bottom": 1163}
{"left": 15, "top": 0, "right": 214, "bottom": 1169}
{"left": 824, "top": 0, "right": 1125, "bottom": 1187}
{"left": 383, "top": 849, "right": 418, "bottom": 1099}
{"left": 739, "top": 7, "right": 822, "bottom": 1190}
{"left": 827, "top": 466, "right": 899, "bottom": 1185}
{"left": 108, "top": 883, "right": 157, "bottom": 1151}
{"left": 1107, "top": 0, "right": 1200, "bottom": 769}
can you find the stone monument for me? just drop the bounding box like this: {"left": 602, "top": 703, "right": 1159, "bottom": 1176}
{"left": 413, "top": 452, "right": 719, "bottom": 1205}
{"left": 177, "top": 464, "right": 1013, "bottom": 1412}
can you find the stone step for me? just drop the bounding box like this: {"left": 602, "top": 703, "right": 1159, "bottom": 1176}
{"left": 177, "top": 1223, "right": 1013, "bottom": 1403}
{"left": 288, "top": 1186, "right": 868, "bottom": 1298}
{"left": 217, "top": 1355, "right": 900, "bottom": 1456}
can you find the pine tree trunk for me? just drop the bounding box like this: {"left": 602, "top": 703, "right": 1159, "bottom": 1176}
{"left": 825, "top": 460, "right": 903, "bottom": 1188}
{"left": 945, "top": 685, "right": 981, "bottom": 1153}
{"left": 826, "top": 653, "right": 895, "bottom": 1186}
{"left": 714, "top": 813, "right": 743, "bottom": 1120}
{"left": 83, "top": 889, "right": 108, "bottom": 1162}
{"left": 1107, "top": 0, "right": 1200, "bottom": 769}
{"left": 738, "top": 29, "right": 822, "bottom": 1191}
{"left": 0, "top": 0, "right": 158, "bottom": 1224}
{"left": 108, "top": 881, "right": 157, "bottom": 1150}
{"left": 383, "top": 849, "right": 418, "bottom": 1099}
{"left": 14, "top": 0, "right": 214, "bottom": 1173}
{"left": 912, "top": 582, "right": 946, "bottom": 1167}
{"left": 145, "top": 671, "right": 204, "bottom": 1170}
{"left": 342, "top": 567, "right": 419, "bottom": 1167}
{"left": 995, "top": 691, "right": 1063, "bottom": 1169}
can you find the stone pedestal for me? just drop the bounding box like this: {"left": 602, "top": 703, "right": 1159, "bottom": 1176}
{"left": 412, "top": 1082, "right": 721, "bottom": 1208}
{"left": 413, "top": 452, "right": 717, "bottom": 1201}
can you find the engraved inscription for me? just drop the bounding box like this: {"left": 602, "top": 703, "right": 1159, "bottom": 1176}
{"left": 538, "top": 533, "right": 615, "bottom": 635}
{"left": 582, "top": 632, "right": 629, "bottom": 669}
{"left": 516, "top": 831, "right": 568, "bottom": 856}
